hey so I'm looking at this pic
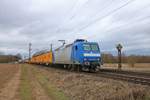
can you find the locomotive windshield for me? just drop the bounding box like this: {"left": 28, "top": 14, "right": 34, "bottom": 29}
{"left": 83, "top": 44, "right": 91, "bottom": 51}
{"left": 91, "top": 44, "right": 99, "bottom": 51}
{"left": 83, "top": 44, "right": 99, "bottom": 51}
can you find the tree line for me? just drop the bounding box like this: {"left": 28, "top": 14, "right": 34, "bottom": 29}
{"left": 0, "top": 54, "right": 21, "bottom": 63}
{"left": 101, "top": 53, "right": 150, "bottom": 63}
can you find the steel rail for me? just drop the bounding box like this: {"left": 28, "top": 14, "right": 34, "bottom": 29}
{"left": 96, "top": 72, "right": 150, "bottom": 86}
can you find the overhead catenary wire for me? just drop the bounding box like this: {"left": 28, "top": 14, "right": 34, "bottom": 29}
{"left": 74, "top": 0, "right": 137, "bottom": 33}
{"left": 85, "top": 3, "right": 150, "bottom": 40}
{"left": 86, "top": 15, "right": 150, "bottom": 39}
{"left": 55, "top": 0, "right": 136, "bottom": 38}
{"left": 56, "top": 0, "right": 99, "bottom": 33}
{"left": 29, "top": 0, "right": 145, "bottom": 55}
{"left": 56, "top": 0, "right": 123, "bottom": 37}
{"left": 56, "top": 0, "right": 80, "bottom": 33}
{"left": 69, "top": 0, "right": 91, "bottom": 20}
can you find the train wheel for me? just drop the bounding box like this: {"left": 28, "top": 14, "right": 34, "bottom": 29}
{"left": 89, "top": 66, "right": 96, "bottom": 73}
{"left": 89, "top": 69, "right": 95, "bottom": 73}
{"left": 67, "top": 64, "right": 71, "bottom": 70}
{"left": 77, "top": 65, "right": 82, "bottom": 72}
{"left": 70, "top": 64, "right": 75, "bottom": 71}
{"left": 96, "top": 66, "right": 100, "bottom": 72}
{"left": 64, "top": 65, "right": 67, "bottom": 69}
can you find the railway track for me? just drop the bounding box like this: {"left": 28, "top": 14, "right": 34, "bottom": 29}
{"left": 100, "top": 69, "right": 150, "bottom": 78}
{"left": 95, "top": 71, "right": 150, "bottom": 86}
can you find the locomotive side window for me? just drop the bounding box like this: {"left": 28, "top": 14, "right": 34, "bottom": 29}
{"left": 75, "top": 46, "right": 78, "bottom": 50}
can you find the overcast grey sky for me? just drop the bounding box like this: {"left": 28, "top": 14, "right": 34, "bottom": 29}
{"left": 0, "top": 0, "right": 150, "bottom": 56}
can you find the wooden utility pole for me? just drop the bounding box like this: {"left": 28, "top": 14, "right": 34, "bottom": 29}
{"left": 116, "top": 44, "right": 123, "bottom": 70}
{"left": 29, "top": 43, "right": 32, "bottom": 62}
{"left": 50, "top": 44, "right": 52, "bottom": 52}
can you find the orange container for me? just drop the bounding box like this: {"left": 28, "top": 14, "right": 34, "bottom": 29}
{"left": 31, "top": 51, "right": 53, "bottom": 64}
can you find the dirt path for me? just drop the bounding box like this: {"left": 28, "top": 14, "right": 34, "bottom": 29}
{"left": 0, "top": 65, "right": 21, "bottom": 100}
{"left": 0, "top": 64, "right": 58, "bottom": 100}
{"left": 28, "top": 66, "right": 51, "bottom": 100}
{"left": 0, "top": 64, "right": 19, "bottom": 90}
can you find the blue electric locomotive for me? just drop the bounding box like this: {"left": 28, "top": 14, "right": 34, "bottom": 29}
{"left": 54, "top": 39, "right": 101, "bottom": 72}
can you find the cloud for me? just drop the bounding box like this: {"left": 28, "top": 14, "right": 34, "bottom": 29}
{"left": 0, "top": 0, "right": 150, "bottom": 56}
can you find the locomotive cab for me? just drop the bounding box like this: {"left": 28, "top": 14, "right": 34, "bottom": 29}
{"left": 72, "top": 39, "right": 101, "bottom": 72}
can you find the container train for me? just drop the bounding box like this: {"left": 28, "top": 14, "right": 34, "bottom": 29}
{"left": 30, "top": 39, "right": 101, "bottom": 72}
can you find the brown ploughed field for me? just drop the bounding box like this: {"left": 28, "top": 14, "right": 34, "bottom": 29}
{"left": 0, "top": 64, "right": 20, "bottom": 100}
{"left": 0, "top": 64, "right": 150, "bottom": 100}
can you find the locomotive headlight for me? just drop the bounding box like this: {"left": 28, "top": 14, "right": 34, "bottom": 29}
{"left": 97, "top": 58, "right": 100, "bottom": 61}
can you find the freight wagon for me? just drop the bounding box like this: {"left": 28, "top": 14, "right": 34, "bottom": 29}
{"left": 31, "top": 51, "right": 53, "bottom": 65}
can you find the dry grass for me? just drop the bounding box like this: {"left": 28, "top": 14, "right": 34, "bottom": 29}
{"left": 31, "top": 65, "right": 69, "bottom": 100}
{"left": 19, "top": 64, "right": 68, "bottom": 100}
{"left": 19, "top": 64, "right": 33, "bottom": 100}
{"left": 32, "top": 64, "right": 150, "bottom": 100}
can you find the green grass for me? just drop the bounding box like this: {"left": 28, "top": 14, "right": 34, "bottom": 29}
{"left": 20, "top": 65, "right": 33, "bottom": 100}
{"left": 32, "top": 67, "right": 69, "bottom": 100}
{"left": 144, "top": 94, "right": 150, "bottom": 100}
